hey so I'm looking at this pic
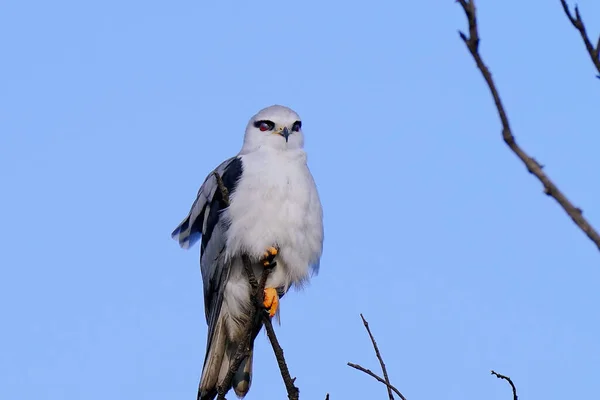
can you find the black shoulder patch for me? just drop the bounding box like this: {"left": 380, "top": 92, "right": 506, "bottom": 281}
{"left": 220, "top": 157, "right": 244, "bottom": 202}
{"left": 200, "top": 157, "right": 243, "bottom": 254}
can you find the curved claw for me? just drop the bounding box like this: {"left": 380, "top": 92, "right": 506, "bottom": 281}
{"left": 260, "top": 246, "right": 279, "bottom": 268}
{"left": 263, "top": 287, "right": 279, "bottom": 318}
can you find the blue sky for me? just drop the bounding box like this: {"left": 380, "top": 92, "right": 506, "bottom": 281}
{"left": 2, "top": 1, "right": 600, "bottom": 399}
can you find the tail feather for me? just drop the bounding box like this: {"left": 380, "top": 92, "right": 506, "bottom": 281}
{"left": 198, "top": 315, "right": 256, "bottom": 400}
{"left": 232, "top": 350, "right": 253, "bottom": 398}
{"left": 198, "top": 317, "right": 226, "bottom": 400}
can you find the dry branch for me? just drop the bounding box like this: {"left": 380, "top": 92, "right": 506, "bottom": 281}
{"left": 348, "top": 315, "right": 407, "bottom": 400}
{"left": 347, "top": 363, "right": 406, "bottom": 400}
{"left": 360, "top": 314, "right": 394, "bottom": 400}
{"left": 491, "top": 370, "right": 518, "bottom": 400}
{"left": 263, "top": 314, "right": 300, "bottom": 399}
{"left": 560, "top": 0, "right": 600, "bottom": 77}
{"left": 212, "top": 173, "right": 299, "bottom": 400}
{"left": 457, "top": 0, "right": 600, "bottom": 252}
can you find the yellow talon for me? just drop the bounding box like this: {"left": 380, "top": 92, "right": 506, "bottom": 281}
{"left": 261, "top": 246, "right": 278, "bottom": 267}
{"left": 263, "top": 246, "right": 278, "bottom": 259}
{"left": 263, "top": 288, "right": 279, "bottom": 318}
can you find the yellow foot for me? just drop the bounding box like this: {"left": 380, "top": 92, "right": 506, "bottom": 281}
{"left": 263, "top": 287, "right": 279, "bottom": 318}
{"left": 260, "top": 246, "right": 279, "bottom": 268}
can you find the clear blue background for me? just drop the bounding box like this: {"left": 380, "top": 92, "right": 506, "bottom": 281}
{"left": 2, "top": 1, "right": 599, "bottom": 399}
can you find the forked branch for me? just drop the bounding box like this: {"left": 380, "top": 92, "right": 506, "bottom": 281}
{"left": 348, "top": 315, "right": 407, "bottom": 400}
{"left": 457, "top": 0, "right": 600, "bottom": 252}
{"left": 560, "top": 0, "right": 600, "bottom": 77}
{"left": 360, "top": 314, "right": 395, "bottom": 400}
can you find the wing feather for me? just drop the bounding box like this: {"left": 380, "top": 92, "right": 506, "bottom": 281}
{"left": 171, "top": 156, "right": 244, "bottom": 360}
{"left": 171, "top": 158, "right": 231, "bottom": 249}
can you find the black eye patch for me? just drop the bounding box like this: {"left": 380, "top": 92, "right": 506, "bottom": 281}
{"left": 254, "top": 120, "right": 275, "bottom": 131}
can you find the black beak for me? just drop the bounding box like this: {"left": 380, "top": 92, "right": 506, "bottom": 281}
{"left": 282, "top": 127, "right": 290, "bottom": 142}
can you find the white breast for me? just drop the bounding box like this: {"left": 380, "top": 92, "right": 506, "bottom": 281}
{"left": 224, "top": 148, "right": 324, "bottom": 290}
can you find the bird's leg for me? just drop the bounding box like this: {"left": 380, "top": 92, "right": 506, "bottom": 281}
{"left": 260, "top": 246, "right": 279, "bottom": 318}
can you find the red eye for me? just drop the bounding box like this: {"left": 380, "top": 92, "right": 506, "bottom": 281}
{"left": 253, "top": 120, "right": 274, "bottom": 132}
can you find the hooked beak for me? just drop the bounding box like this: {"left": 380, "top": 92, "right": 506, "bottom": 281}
{"left": 280, "top": 127, "right": 290, "bottom": 142}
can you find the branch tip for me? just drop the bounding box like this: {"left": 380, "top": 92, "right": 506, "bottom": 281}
{"left": 560, "top": 0, "right": 600, "bottom": 76}
{"left": 491, "top": 370, "right": 518, "bottom": 400}
{"left": 348, "top": 315, "right": 406, "bottom": 400}
{"left": 358, "top": 315, "right": 394, "bottom": 400}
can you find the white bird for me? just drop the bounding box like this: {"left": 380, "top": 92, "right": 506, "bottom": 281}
{"left": 172, "top": 105, "right": 324, "bottom": 400}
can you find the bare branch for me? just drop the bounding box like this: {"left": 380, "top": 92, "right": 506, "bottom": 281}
{"left": 347, "top": 363, "right": 407, "bottom": 400}
{"left": 491, "top": 370, "right": 518, "bottom": 400}
{"left": 359, "top": 314, "right": 394, "bottom": 400}
{"left": 560, "top": 0, "right": 600, "bottom": 78}
{"left": 263, "top": 314, "right": 300, "bottom": 400}
{"left": 457, "top": 0, "right": 600, "bottom": 252}
{"left": 348, "top": 315, "right": 407, "bottom": 400}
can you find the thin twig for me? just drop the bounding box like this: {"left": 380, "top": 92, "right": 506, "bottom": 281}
{"left": 263, "top": 314, "right": 300, "bottom": 400}
{"left": 560, "top": 0, "right": 600, "bottom": 78}
{"left": 491, "top": 370, "right": 518, "bottom": 400}
{"left": 360, "top": 314, "right": 394, "bottom": 400}
{"left": 347, "top": 363, "right": 407, "bottom": 400}
{"left": 457, "top": 0, "right": 600, "bottom": 252}
{"left": 348, "top": 315, "right": 407, "bottom": 400}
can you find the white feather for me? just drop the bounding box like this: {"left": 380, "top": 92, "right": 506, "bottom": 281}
{"left": 220, "top": 105, "right": 324, "bottom": 336}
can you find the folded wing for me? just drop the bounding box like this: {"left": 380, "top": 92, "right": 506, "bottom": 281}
{"left": 171, "top": 156, "right": 243, "bottom": 339}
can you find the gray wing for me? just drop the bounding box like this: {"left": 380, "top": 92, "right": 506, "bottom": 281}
{"left": 171, "top": 156, "right": 244, "bottom": 347}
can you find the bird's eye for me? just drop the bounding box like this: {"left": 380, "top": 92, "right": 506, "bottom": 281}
{"left": 254, "top": 120, "right": 275, "bottom": 132}
{"left": 292, "top": 121, "right": 302, "bottom": 132}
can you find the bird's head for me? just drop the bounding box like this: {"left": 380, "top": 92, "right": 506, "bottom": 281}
{"left": 241, "top": 105, "right": 304, "bottom": 153}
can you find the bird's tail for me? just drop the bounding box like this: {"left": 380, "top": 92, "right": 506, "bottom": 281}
{"left": 198, "top": 316, "right": 255, "bottom": 400}
{"left": 232, "top": 349, "right": 253, "bottom": 397}
{"left": 198, "top": 315, "right": 226, "bottom": 400}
